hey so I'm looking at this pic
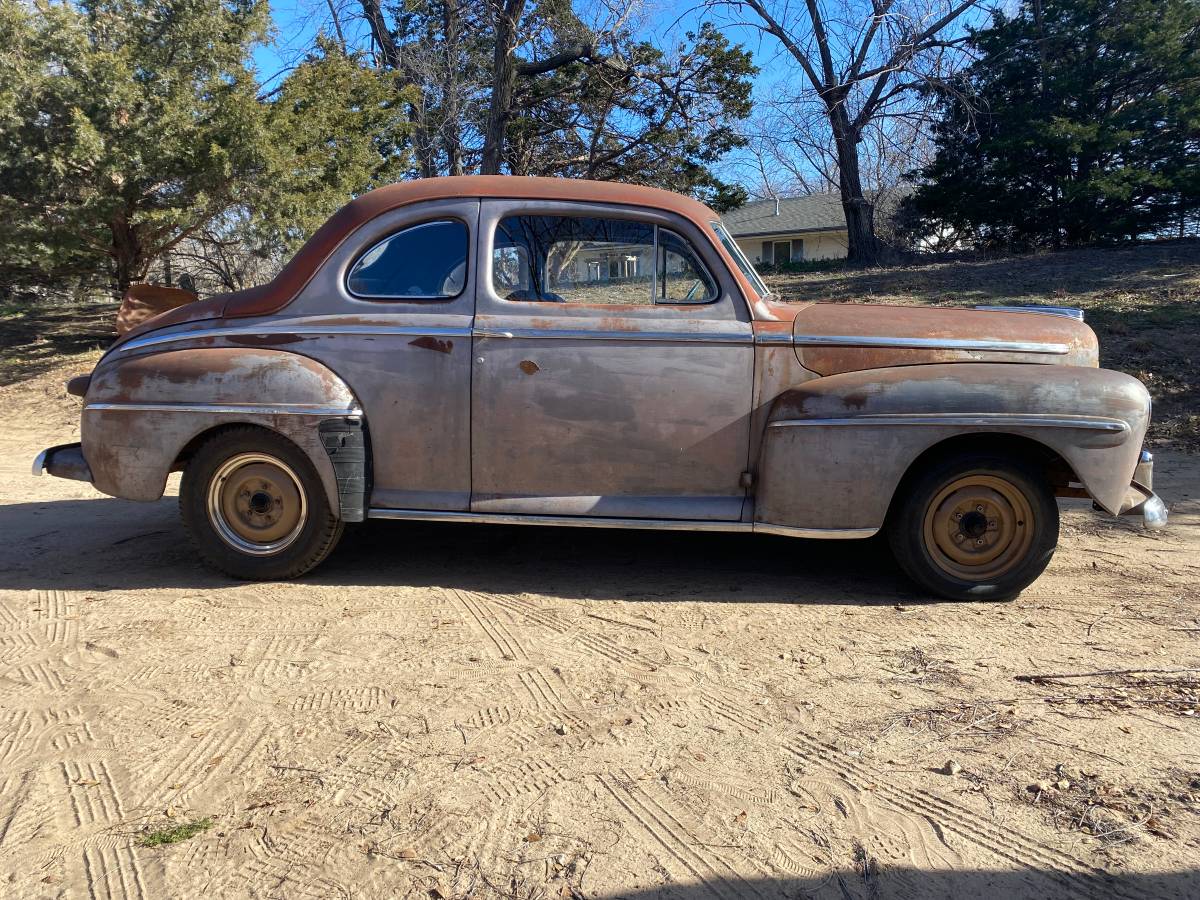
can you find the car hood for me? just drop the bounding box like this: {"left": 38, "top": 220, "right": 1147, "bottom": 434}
{"left": 772, "top": 302, "right": 1099, "bottom": 376}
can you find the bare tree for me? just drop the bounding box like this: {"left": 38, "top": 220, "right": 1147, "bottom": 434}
{"left": 723, "top": 0, "right": 980, "bottom": 264}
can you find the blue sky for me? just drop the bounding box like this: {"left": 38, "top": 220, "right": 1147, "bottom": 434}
{"left": 252, "top": 1, "right": 797, "bottom": 92}
{"left": 250, "top": 0, "right": 799, "bottom": 189}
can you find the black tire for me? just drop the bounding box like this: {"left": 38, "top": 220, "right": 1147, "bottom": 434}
{"left": 180, "top": 426, "right": 344, "bottom": 580}
{"left": 887, "top": 452, "right": 1059, "bottom": 602}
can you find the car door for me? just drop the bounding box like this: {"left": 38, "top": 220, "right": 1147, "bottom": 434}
{"left": 470, "top": 200, "right": 755, "bottom": 521}
{"left": 277, "top": 197, "right": 479, "bottom": 511}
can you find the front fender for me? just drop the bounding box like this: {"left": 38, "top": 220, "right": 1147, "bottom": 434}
{"left": 82, "top": 348, "right": 362, "bottom": 512}
{"left": 755, "top": 363, "right": 1151, "bottom": 531}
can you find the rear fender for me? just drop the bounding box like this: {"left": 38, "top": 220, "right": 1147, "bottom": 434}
{"left": 755, "top": 363, "right": 1151, "bottom": 532}
{"left": 82, "top": 348, "right": 363, "bottom": 514}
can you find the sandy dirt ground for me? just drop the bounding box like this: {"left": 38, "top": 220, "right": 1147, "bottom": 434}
{"left": 1, "top": 356, "right": 1198, "bottom": 900}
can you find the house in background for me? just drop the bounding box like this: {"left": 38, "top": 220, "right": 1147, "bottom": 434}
{"left": 722, "top": 194, "right": 849, "bottom": 265}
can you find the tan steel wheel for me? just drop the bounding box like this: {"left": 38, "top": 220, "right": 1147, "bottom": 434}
{"left": 920, "top": 473, "right": 1036, "bottom": 582}
{"left": 205, "top": 453, "right": 308, "bottom": 556}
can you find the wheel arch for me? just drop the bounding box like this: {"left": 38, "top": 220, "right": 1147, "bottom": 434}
{"left": 885, "top": 432, "right": 1081, "bottom": 522}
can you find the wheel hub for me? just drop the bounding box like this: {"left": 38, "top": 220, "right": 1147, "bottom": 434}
{"left": 207, "top": 454, "right": 307, "bottom": 556}
{"left": 922, "top": 474, "right": 1035, "bottom": 582}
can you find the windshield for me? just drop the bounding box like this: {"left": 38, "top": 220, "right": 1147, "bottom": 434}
{"left": 711, "top": 221, "right": 770, "bottom": 299}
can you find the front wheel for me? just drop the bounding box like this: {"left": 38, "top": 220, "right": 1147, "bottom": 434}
{"left": 887, "top": 453, "right": 1059, "bottom": 601}
{"left": 180, "top": 426, "right": 344, "bottom": 580}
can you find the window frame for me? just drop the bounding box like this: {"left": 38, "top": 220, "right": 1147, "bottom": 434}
{"left": 711, "top": 221, "right": 769, "bottom": 300}
{"left": 489, "top": 213, "right": 720, "bottom": 309}
{"left": 654, "top": 227, "right": 719, "bottom": 306}
{"left": 345, "top": 217, "right": 470, "bottom": 303}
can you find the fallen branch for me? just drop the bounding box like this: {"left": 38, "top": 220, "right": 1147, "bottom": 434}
{"left": 1015, "top": 667, "right": 1200, "bottom": 683}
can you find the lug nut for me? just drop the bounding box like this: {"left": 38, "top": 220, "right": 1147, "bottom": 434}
{"left": 975, "top": 538, "right": 985, "bottom": 546}
{"left": 976, "top": 505, "right": 984, "bottom": 512}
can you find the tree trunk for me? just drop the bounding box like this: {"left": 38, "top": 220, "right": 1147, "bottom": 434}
{"left": 481, "top": 0, "right": 525, "bottom": 175}
{"left": 361, "top": 0, "right": 436, "bottom": 177}
{"left": 110, "top": 217, "right": 145, "bottom": 297}
{"left": 828, "top": 104, "right": 879, "bottom": 266}
{"left": 443, "top": 0, "right": 464, "bottom": 175}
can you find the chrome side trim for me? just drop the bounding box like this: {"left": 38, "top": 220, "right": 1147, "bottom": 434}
{"left": 118, "top": 324, "right": 473, "bottom": 353}
{"left": 84, "top": 402, "right": 363, "bottom": 417}
{"left": 369, "top": 508, "right": 750, "bottom": 531}
{"left": 753, "top": 332, "right": 795, "bottom": 346}
{"left": 791, "top": 333, "right": 1070, "bottom": 354}
{"left": 769, "top": 413, "right": 1129, "bottom": 433}
{"left": 975, "top": 305, "right": 1085, "bottom": 322}
{"left": 32, "top": 448, "right": 47, "bottom": 477}
{"left": 366, "top": 507, "right": 877, "bottom": 539}
{"left": 475, "top": 327, "right": 752, "bottom": 344}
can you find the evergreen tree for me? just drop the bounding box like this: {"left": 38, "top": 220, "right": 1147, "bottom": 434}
{"left": 911, "top": 0, "right": 1200, "bottom": 249}
{"left": 0, "top": 0, "right": 406, "bottom": 295}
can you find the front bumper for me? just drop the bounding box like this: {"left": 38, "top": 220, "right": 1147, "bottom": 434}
{"left": 33, "top": 443, "right": 93, "bottom": 483}
{"left": 1116, "top": 450, "right": 1167, "bottom": 531}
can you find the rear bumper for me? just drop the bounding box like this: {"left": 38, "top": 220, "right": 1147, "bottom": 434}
{"left": 33, "top": 443, "right": 93, "bottom": 483}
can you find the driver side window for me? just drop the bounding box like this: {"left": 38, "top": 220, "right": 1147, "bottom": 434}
{"left": 491, "top": 215, "right": 716, "bottom": 305}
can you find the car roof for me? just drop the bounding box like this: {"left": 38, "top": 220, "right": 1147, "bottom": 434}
{"left": 214, "top": 176, "right": 727, "bottom": 320}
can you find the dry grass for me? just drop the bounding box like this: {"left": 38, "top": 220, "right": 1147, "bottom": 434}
{"left": 0, "top": 290, "right": 115, "bottom": 385}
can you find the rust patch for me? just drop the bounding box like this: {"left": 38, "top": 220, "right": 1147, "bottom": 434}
{"left": 409, "top": 336, "right": 454, "bottom": 354}
{"left": 842, "top": 391, "right": 869, "bottom": 411}
{"left": 519, "top": 360, "right": 540, "bottom": 375}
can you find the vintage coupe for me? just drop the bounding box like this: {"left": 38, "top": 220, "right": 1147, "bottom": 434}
{"left": 35, "top": 176, "right": 1166, "bottom": 599}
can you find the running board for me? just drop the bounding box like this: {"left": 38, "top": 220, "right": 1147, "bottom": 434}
{"left": 366, "top": 508, "right": 877, "bottom": 540}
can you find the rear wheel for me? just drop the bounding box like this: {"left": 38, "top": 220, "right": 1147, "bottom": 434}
{"left": 887, "top": 453, "right": 1058, "bottom": 601}
{"left": 180, "top": 427, "right": 343, "bottom": 580}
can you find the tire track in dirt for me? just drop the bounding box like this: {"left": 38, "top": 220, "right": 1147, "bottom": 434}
{"left": 138, "top": 722, "right": 270, "bottom": 808}
{"left": 32, "top": 589, "right": 77, "bottom": 622}
{"left": 290, "top": 686, "right": 387, "bottom": 713}
{"left": 453, "top": 589, "right": 528, "bottom": 661}
{"left": 597, "top": 769, "right": 772, "bottom": 900}
{"left": 477, "top": 758, "right": 572, "bottom": 803}
{"left": 60, "top": 760, "right": 127, "bottom": 827}
{"left": 782, "top": 732, "right": 1170, "bottom": 900}
{"left": 488, "top": 593, "right": 651, "bottom": 669}
{"left": 78, "top": 843, "right": 155, "bottom": 900}
{"left": 517, "top": 667, "right": 577, "bottom": 712}
{"left": 0, "top": 596, "right": 24, "bottom": 631}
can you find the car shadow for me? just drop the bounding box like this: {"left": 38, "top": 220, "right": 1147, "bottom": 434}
{"left": 588, "top": 870, "right": 1196, "bottom": 900}
{"left": 2, "top": 495, "right": 921, "bottom": 605}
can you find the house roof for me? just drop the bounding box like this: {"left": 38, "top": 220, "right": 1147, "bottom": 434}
{"left": 722, "top": 194, "right": 846, "bottom": 238}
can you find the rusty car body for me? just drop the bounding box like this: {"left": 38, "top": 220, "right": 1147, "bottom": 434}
{"left": 35, "top": 176, "right": 1167, "bottom": 599}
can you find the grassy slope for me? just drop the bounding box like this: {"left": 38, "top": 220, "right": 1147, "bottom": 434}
{"left": 764, "top": 239, "right": 1200, "bottom": 447}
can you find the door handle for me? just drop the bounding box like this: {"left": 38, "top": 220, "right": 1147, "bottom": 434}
{"left": 473, "top": 328, "right": 514, "bottom": 339}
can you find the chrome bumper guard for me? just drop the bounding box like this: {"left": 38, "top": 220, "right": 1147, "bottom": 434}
{"left": 1119, "top": 450, "right": 1167, "bottom": 531}
{"left": 33, "top": 443, "right": 93, "bottom": 483}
